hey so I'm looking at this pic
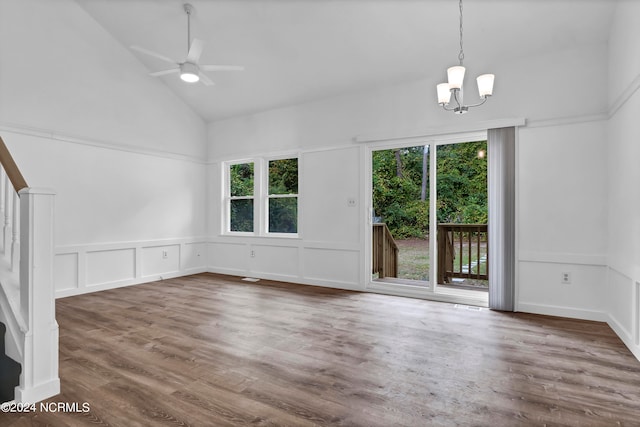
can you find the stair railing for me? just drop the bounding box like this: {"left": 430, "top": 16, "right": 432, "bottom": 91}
{"left": 0, "top": 136, "right": 59, "bottom": 403}
{"left": 437, "top": 223, "right": 488, "bottom": 284}
{"left": 372, "top": 223, "right": 399, "bottom": 278}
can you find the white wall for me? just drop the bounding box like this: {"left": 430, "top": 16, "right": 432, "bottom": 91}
{"left": 209, "top": 42, "right": 608, "bottom": 161}
{"left": 207, "top": 146, "right": 363, "bottom": 289}
{"left": 517, "top": 120, "right": 608, "bottom": 319}
{"left": 207, "top": 41, "right": 610, "bottom": 309}
{"left": 605, "top": 0, "right": 640, "bottom": 360}
{"left": 0, "top": 0, "right": 208, "bottom": 297}
{"left": 0, "top": 0, "right": 206, "bottom": 159}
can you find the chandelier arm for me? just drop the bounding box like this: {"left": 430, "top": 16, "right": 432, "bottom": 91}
{"left": 465, "top": 97, "right": 489, "bottom": 109}
{"left": 441, "top": 103, "right": 457, "bottom": 111}
{"left": 452, "top": 89, "right": 463, "bottom": 109}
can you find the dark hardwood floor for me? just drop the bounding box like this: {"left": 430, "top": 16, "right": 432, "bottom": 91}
{"left": 2, "top": 273, "right": 639, "bottom": 426}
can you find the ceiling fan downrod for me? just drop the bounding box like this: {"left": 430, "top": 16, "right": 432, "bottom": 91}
{"left": 184, "top": 3, "right": 194, "bottom": 54}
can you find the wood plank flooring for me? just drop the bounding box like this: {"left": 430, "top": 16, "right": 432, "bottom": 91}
{"left": 2, "top": 273, "right": 639, "bottom": 426}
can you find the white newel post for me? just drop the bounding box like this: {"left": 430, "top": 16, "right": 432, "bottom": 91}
{"left": 15, "top": 188, "right": 60, "bottom": 403}
{"left": 11, "top": 191, "right": 20, "bottom": 271}
{"left": 3, "top": 177, "right": 11, "bottom": 255}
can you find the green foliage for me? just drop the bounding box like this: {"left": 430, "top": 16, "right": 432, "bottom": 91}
{"left": 230, "top": 199, "right": 253, "bottom": 232}
{"left": 229, "top": 162, "right": 255, "bottom": 232}
{"left": 269, "top": 158, "right": 298, "bottom": 195}
{"left": 269, "top": 197, "right": 298, "bottom": 233}
{"left": 268, "top": 158, "right": 298, "bottom": 233}
{"left": 436, "top": 141, "right": 487, "bottom": 223}
{"left": 230, "top": 163, "right": 254, "bottom": 197}
{"left": 228, "top": 159, "right": 300, "bottom": 233}
{"left": 372, "top": 142, "right": 487, "bottom": 238}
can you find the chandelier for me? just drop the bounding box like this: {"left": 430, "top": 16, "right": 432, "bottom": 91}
{"left": 436, "top": 0, "right": 494, "bottom": 114}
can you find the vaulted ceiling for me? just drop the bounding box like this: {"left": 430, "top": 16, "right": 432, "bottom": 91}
{"left": 76, "top": 0, "right": 616, "bottom": 122}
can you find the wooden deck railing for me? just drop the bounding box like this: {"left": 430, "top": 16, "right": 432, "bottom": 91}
{"left": 437, "top": 223, "right": 488, "bottom": 284}
{"left": 372, "top": 223, "right": 398, "bottom": 278}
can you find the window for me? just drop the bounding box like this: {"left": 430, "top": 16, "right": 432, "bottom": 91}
{"left": 228, "top": 162, "right": 254, "bottom": 232}
{"left": 268, "top": 158, "right": 298, "bottom": 234}
{"left": 224, "top": 156, "right": 299, "bottom": 236}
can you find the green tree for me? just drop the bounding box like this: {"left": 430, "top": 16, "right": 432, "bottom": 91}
{"left": 230, "top": 163, "right": 254, "bottom": 232}
{"left": 373, "top": 147, "right": 429, "bottom": 238}
{"left": 372, "top": 141, "right": 487, "bottom": 238}
{"left": 268, "top": 158, "right": 298, "bottom": 233}
{"left": 436, "top": 141, "right": 487, "bottom": 224}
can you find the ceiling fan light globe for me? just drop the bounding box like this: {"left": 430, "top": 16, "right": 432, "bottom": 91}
{"left": 180, "top": 72, "right": 199, "bottom": 83}
{"left": 180, "top": 62, "right": 200, "bottom": 83}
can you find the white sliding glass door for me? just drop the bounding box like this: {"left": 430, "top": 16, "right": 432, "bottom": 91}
{"left": 367, "top": 131, "right": 490, "bottom": 307}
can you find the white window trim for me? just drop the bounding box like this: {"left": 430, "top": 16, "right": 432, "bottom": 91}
{"left": 223, "top": 159, "right": 257, "bottom": 235}
{"left": 222, "top": 155, "right": 300, "bottom": 238}
{"left": 264, "top": 156, "right": 299, "bottom": 238}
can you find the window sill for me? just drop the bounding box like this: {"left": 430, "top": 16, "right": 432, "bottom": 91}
{"left": 220, "top": 232, "right": 300, "bottom": 240}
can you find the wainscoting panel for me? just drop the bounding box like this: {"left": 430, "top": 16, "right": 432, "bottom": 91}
{"left": 250, "top": 244, "right": 299, "bottom": 278}
{"left": 302, "top": 247, "right": 360, "bottom": 286}
{"left": 603, "top": 267, "right": 639, "bottom": 361}
{"left": 55, "top": 238, "right": 207, "bottom": 298}
{"left": 86, "top": 248, "right": 136, "bottom": 287}
{"left": 607, "top": 267, "right": 634, "bottom": 338}
{"left": 208, "top": 241, "right": 249, "bottom": 274}
{"left": 206, "top": 238, "right": 361, "bottom": 290}
{"left": 517, "top": 260, "right": 607, "bottom": 321}
{"left": 183, "top": 242, "right": 207, "bottom": 271}
{"left": 54, "top": 253, "right": 78, "bottom": 292}
{"left": 141, "top": 245, "right": 181, "bottom": 278}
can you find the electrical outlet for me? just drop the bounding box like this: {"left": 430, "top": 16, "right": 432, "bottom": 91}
{"left": 561, "top": 272, "right": 571, "bottom": 284}
{"left": 347, "top": 197, "right": 356, "bottom": 207}
{"left": 162, "top": 250, "right": 168, "bottom": 259}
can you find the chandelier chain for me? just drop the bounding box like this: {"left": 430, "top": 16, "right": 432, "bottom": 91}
{"left": 458, "top": 0, "right": 464, "bottom": 65}
{"left": 437, "top": 0, "right": 494, "bottom": 113}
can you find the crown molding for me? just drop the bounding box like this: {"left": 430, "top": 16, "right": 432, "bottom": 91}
{"left": 0, "top": 122, "right": 206, "bottom": 164}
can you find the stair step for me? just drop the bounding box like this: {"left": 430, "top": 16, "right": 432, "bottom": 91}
{"left": 0, "top": 322, "right": 21, "bottom": 403}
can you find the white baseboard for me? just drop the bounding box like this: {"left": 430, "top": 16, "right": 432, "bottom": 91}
{"left": 56, "top": 268, "right": 208, "bottom": 299}
{"left": 517, "top": 302, "right": 608, "bottom": 322}
{"left": 14, "top": 378, "right": 60, "bottom": 404}
{"left": 607, "top": 312, "right": 640, "bottom": 362}
{"left": 206, "top": 267, "right": 362, "bottom": 292}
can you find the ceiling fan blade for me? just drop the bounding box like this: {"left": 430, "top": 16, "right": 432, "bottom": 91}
{"left": 149, "top": 68, "right": 180, "bottom": 77}
{"left": 200, "top": 65, "right": 245, "bottom": 71}
{"left": 187, "top": 38, "right": 204, "bottom": 63}
{"left": 130, "top": 45, "right": 177, "bottom": 65}
{"left": 200, "top": 73, "right": 215, "bottom": 86}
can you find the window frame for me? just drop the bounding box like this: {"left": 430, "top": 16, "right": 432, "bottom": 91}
{"left": 265, "top": 155, "right": 299, "bottom": 237}
{"left": 222, "top": 155, "right": 300, "bottom": 238}
{"left": 224, "top": 159, "right": 257, "bottom": 235}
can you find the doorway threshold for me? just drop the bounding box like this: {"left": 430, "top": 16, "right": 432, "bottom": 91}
{"left": 369, "top": 279, "right": 488, "bottom": 307}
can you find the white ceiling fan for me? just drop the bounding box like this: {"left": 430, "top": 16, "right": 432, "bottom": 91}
{"left": 130, "top": 3, "right": 244, "bottom": 86}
